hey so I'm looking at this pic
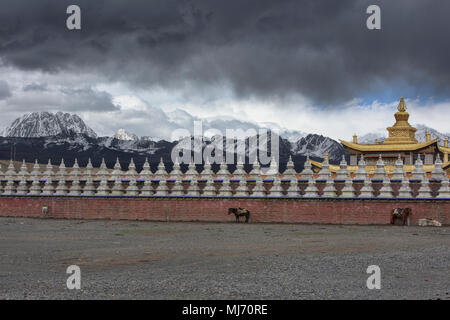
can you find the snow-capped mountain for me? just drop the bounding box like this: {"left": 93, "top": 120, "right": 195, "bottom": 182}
{"left": 291, "top": 134, "right": 347, "bottom": 163}
{"left": 358, "top": 133, "right": 386, "bottom": 144}
{"left": 0, "top": 110, "right": 388, "bottom": 171}
{"left": 141, "top": 136, "right": 164, "bottom": 142}
{"left": 99, "top": 129, "right": 166, "bottom": 154}
{"left": 113, "top": 129, "right": 138, "bottom": 141}
{"left": 2, "top": 112, "right": 97, "bottom": 138}
{"left": 99, "top": 136, "right": 163, "bottom": 154}
{"left": 278, "top": 129, "right": 307, "bottom": 144}
{"left": 0, "top": 111, "right": 347, "bottom": 170}
{"left": 415, "top": 124, "right": 449, "bottom": 144}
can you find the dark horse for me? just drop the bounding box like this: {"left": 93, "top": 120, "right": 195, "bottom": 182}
{"left": 228, "top": 208, "right": 251, "bottom": 223}
{"left": 390, "top": 208, "right": 411, "bottom": 226}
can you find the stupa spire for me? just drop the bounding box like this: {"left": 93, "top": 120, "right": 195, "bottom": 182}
{"left": 397, "top": 96, "right": 407, "bottom": 112}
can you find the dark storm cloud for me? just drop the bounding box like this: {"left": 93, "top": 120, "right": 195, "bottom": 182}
{"left": 0, "top": 81, "right": 12, "bottom": 100}
{"left": 23, "top": 83, "right": 48, "bottom": 92}
{"left": 3, "top": 85, "right": 117, "bottom": 113}
{"left": 60, "top": 87, "right": 118, "bottom": 112}
{"left": 0, "top": 0, "right": 449, "bottom": 104}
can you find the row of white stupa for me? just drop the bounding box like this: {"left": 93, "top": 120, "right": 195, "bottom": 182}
{"left": 0, "top": 154, "right": 448, "bottom": 198}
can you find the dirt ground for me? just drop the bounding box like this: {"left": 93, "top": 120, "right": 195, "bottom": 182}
{"left": 0, "top": 217, "right": 449, "bottom": 300}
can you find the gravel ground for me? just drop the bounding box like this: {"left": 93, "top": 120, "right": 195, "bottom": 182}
{"left": 0, "top": 217, "right": 449, "bottom": 300}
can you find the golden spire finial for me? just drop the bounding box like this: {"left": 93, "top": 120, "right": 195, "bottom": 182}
{"left": 398, "top": 97, "right": 407, "bottom": 112}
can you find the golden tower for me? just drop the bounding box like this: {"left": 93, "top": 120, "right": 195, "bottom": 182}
{"left": 383, "top": 97, "right": 418, "bottom": 145}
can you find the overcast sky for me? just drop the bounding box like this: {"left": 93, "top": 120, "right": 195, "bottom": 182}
{"left": 0, "top": 0, "right": 449, "bottom": 140}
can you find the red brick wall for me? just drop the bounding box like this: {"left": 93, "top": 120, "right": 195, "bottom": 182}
{"left": 0, "top": 196, "right": 448, "bottom": 225}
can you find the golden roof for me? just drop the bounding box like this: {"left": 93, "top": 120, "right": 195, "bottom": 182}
{"left": 438, "top": 145, "right": 450, "bottom": 154}
{"left": 443, "top": 161, "right": 450, "bottom": 170}
{"left": 339, "top": 139, "right": 438, "bottom": 152}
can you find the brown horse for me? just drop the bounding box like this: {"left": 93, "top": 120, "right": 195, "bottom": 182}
{"left": 228, "top": 208, "right": 251, "bottom": 223}
{"left": 390, "top": 208, "right": 411, "bottom": 226}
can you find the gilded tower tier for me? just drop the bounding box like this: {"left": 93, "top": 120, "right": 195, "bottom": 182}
{"left": 383, "top": 97, "right": 418, "bottom": 145}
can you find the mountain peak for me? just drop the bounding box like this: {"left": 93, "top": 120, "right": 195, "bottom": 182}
{"left": 291, "top": 133, "right": 346, "bottom": 163}
{"left": 3, "top": 111, "right": 97, "bottom": 138}
{"left": 113, "top": 128, "right": 138, "bottom": 141}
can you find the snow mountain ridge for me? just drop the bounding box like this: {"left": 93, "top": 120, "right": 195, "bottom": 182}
{"left": 3, "top": 112, "right": 446, "bottom": 169}
{"left": 2, "top": 111, "right": 97, "bottom": 138}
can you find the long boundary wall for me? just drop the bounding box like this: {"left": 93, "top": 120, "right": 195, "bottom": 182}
{"left": 0, "top": 196, "right": 449, "bottom": 225}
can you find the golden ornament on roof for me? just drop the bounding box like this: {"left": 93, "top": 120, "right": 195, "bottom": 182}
{"left": 397, "top": 96, "right": 407, "bottom": 112}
